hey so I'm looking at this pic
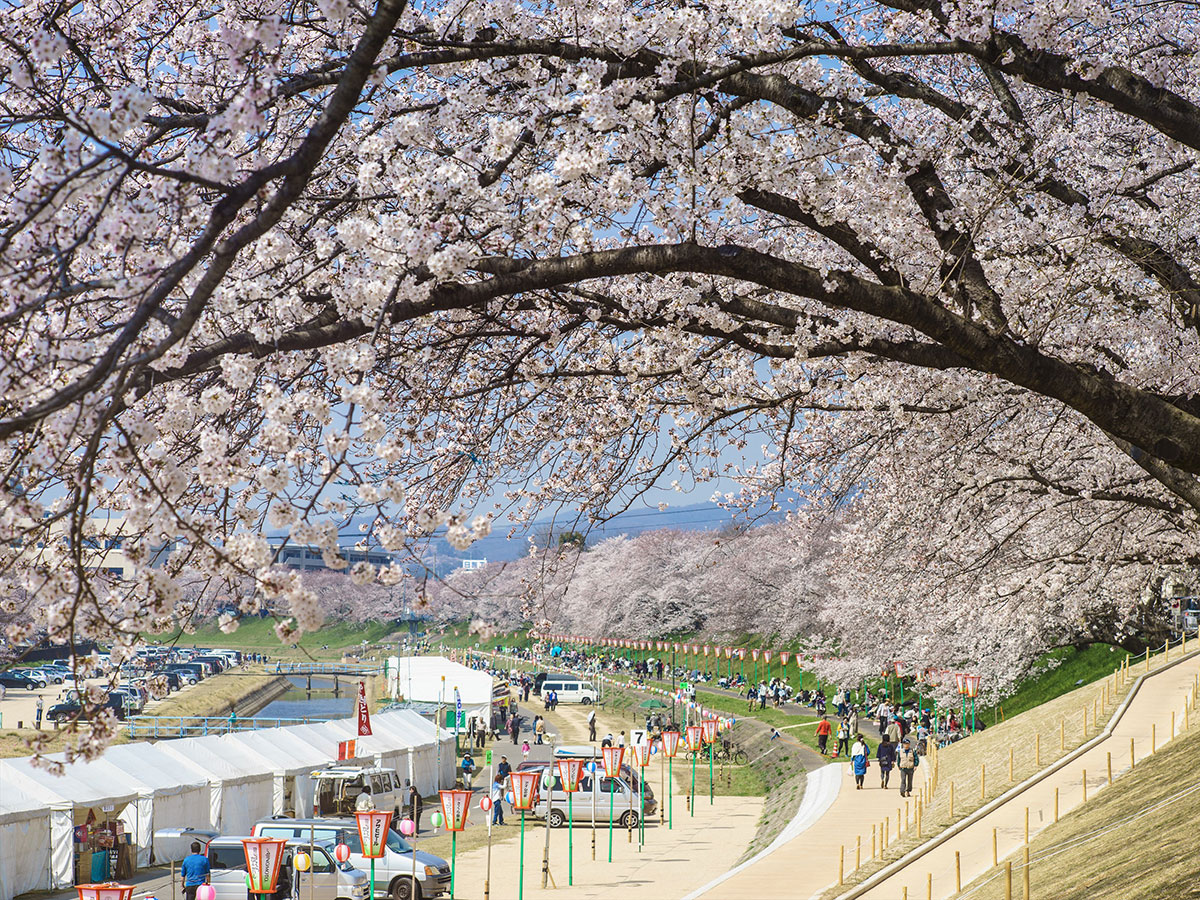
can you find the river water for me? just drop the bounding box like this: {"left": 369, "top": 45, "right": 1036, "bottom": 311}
{"left": 253, "top": 676, "right": 356, "bottom": 719}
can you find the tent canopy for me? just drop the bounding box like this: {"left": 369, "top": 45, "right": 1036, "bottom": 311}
{"left": 386, "top": 656, "right": 493, "bottom": 709}
{"left": 0, "top": 754, "right": 143, "bottom": 812}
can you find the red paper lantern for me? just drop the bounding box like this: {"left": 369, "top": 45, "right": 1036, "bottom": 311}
{"left": 685, "top": 724, "right": 703, "bottom": 752}
{"left": 439, "top": 789, "right": 472, "bottom": 831}
{"left": 509, "top": 770, "right": 541, "bottom": 811}
{"left": 77, "top": 884, "right": 135, "bottom": 900}
{"left": 242, "top": 837, "right": 288, "bottom": 894}
{"left": 601, "top": 744, "right": 625, "bottom": 778}
{"left": 557, "top": 757, "right": 585, "bottom": 792}
{"left": 660, "top": 730, "right": 681, "bottom": 758}
{"left": 354, "top": 810, "right": 393, "bottom": 859}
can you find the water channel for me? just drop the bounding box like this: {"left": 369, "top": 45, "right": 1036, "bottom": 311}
{"left": 253, "top": 675, "right": 356, "bottom": 720}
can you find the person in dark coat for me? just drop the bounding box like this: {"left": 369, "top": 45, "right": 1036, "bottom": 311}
{"left": 875, "top": 734, "right": 896, "bottom": 789}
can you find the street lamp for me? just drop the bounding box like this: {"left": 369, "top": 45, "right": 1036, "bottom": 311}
{"left": 685, "top": 724, "right": 703, "bottom": 816}
{"left": 963, "top": 674, "right": 981, "bottom": 732}
{"left": 557, "top": 757, "right": 584, "bottom": 884}
{"left": 242, "top": 837, "right": 288, "bottom": 900}
{"left": 660, "top": 730, "right": 680, "bottom": 829}
{"left": 508, "top": 770, "right": 540, "bottom": 900}
{"left": 438, "top": 790, "right": 471, "bottom": 898}
{"left": 77, "top": 884, "right": 134, "bottom": 900}
{"left": 354, "top": 810, "right": 393, "bottom": 900}
{"left": 955, "top": 672, "right": 967, "bottom": 731}
{"left": 601, "top": 744, "right": 625, "bottom": 862}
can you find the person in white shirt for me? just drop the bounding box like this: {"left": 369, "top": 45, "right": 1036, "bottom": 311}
{"left": 355, "top": 787, "right": 375, "bottom": 811}
{"left": 850, "top": 736, "right": 869, "bottom": 790}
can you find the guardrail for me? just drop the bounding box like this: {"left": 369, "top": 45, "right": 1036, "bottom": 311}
{"left": 125, "top": 713, "right": 336, "bottom": 739}
{"left": 271, "top": 662, "right": 384, "bottom": 676}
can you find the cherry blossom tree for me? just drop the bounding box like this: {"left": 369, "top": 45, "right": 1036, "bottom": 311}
{"left": 4, "top": 0, "right": 1200, "bottom": 741}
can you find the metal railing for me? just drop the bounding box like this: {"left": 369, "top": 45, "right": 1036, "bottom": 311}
{"left": 125, "top": 713, "right": 337, "bottom": 738}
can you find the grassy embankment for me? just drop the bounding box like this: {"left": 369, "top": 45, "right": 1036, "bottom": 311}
{"left": 154, "top": 617, "right": 399, "bottom": 660}
{"left": 956, "top": 675, "right": 1200, "bottom": 900}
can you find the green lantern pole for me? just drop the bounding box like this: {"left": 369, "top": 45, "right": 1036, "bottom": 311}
{"left": 690, "top": 749, "right": 697, "bottom": 817}
{"left": 518, "top": 810, "right": 527, "bottom": 900}
{"left": 568, "top": 792, "right": 574, "bottom": 885}
{"left": 608, "top": 782, "right": 615, "bottom": 862}
{"left": 448, "top": 836, "right": 455, "bottom": 899}
{"left": 708, "top": 741, "right": 714, "bottom": 805}
{"left": 668, "top": 755, "right": 674, "bottom": 828}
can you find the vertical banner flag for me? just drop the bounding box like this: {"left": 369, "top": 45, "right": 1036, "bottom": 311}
{"left": 357, "top": 680, "right": 372, "bottom": 736}
{"left": 455, "top": 687, "right": 463, "bottom": 728}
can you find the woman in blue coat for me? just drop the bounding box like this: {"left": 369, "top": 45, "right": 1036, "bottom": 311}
{"left": 851, "top": 735, "right": 869, "bottom": 789}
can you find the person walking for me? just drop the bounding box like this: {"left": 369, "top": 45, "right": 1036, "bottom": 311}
{"left": 490, "top": 774, "right": 506, "bottom": 825}
{"left": 851, "top": 735, "right": 869, "bottom": 790}
{"left": 887, "top": 715, "right": 902, "bottom": 744}
{"left": 521, "top": 739, "right": 531, "bottom": 761}
{"left": 461, "top": 751, "right": 475, "bottom": 790}
{"left": 835, "top": 718, "right": 850, "bottom": 757}
{"left": 876, "top": 735, "right": 896, "bottom": 789}
{"left": 509, "top": 715, "right": 520, "bottom": 745}
{"left": 897, "top": 739, "right": 920, "bottom": 797}
{"left": 535, "top": 716, "right": 546, "bottom": 744}
{"left": 35, "top": 695, "right": 44, "bottom": 730}
{"left": 180, "top": 841, "right": 210, "bottom": 900}
{"left": 588, "top": 708, "right": 597, "bottom": 742}
{"left": 816, "top": 715, "right": 833, "bottom": 755}
{"left": 408, "top": 783, "right": 423, "bottom": 834}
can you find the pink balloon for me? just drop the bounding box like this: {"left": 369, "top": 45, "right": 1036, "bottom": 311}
{"left": 197, "top": 886, "right": 216, "bottom": 900}
{"left": 334, "top": 843, "right": 351, "bottom": 863}
{"left": 398, "top": 818, "right": 416, "bottom": 837}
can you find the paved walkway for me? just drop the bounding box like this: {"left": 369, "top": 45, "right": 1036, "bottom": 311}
{"left": 687, "top": 650, "right": 1197, "bottom": 900}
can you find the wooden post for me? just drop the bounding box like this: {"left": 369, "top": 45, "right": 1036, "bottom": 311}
{"left": 927, "top": 872, "right": 932, "bottom": 900}
{"left": 993, "top": 827, "right": 998, "bottom": 866}
{"left": 1024, "top": 806, "right": 1029, "bottom": 845}
{"left": 1107, "top": 751, "right": 1113, "bottom": 786}
{"left": 872, "top": 824, "right": 876, "bottom": 859}
{"left": 1023, "top": 846, "right": 1031, "bottom": 900}
{"left": 955, "top": 851, "right": 961, "bottom": 892}
{"left": 1036, "top": 732, "right": 1041, "bottom": 767}
{"left": 902, "top": 889, "right": 907, "bottom": 900}
{"left": 917, "top": 795, "right": 922, "bottom": 837}
{"left": 1005, "top": 862, "right": 1013, "bottom": 900}
{"left": 897, "top": 808, "right": 901, "bottom": 839}
{"left": 1131, "top": 736, "right": 1136, "bottom": 769}
{"left": 1171, "top": 710, "right": 1176, "bottom": 740}
{"left": 1054, "top": 787, "right": 1059, "bottom": 823}
{"left": 1082, "top": 768, "right": 1088, "bottom": 803}
{"left": 839, "top": 847, "right": 844, "bottom": 885}
{"left": 856, "top": 835, "right": 861, "bottom": 870}
{"left": 884, "top": 818, "right": 889, "bottom": 852}
{"left": 1152, "top": 723, "right": 1156, "bottom": 753}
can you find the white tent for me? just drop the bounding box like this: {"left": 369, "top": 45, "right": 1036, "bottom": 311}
{"left": 155, "top": 738, "right": 275, "bottom": 835}
{"left": 100, "top": 744, "right": 211, "bottom": 866}
{"left": 0, "top": 772, "right": 55, "bottom": 900}
{"left": 317, "top": 710, "right": 453, "bottom": 794}
{"left": 386, "top": 656, "right": 494, "bottom": 720}
{"left": 0, "top": 754, "right": 146, "bottom": 892}
{"left": 217, "top": 728, "right": 329, "bottom": 818}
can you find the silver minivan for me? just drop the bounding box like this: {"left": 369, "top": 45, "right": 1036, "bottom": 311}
{"left": 205, "top": 836, "right": 369, "bottom": 900}
{"left": 253, "top": 819, "right": 451, "bottom": 900}
{"left": 532, "top": 773, "right": 653, "bottom": 828}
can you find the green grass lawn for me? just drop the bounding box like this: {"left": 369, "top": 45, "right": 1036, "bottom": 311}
{"left": 979, "top": 644, "right": 1126, "bottom": 723}
{"left": 151, "top": 617, "right": 400, "bottom": 659}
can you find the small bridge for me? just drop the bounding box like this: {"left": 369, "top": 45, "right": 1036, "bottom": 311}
{"left": 126, "top": 714, "right": 336, "bottom": 739}
{"left": 272, "top": 662, "right": 384, "bottom": 676}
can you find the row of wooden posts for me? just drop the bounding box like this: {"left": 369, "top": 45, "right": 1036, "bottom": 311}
{"left": 834, "top": 638, "right": 1198, "bottom": 899}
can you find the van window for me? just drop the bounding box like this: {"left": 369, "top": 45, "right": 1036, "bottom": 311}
{"left": 257, "top": 827, "right": 299, "bottom": 841}
{"left": 582, "top": 684, "right": 594, "bottom": 692}
{"left": 599, "top": 777, "right": 621, "bottom": 794}
{"left": 371, "top": 774, "right": 385, "bottom": 794}
{"left": 308, "top": 849, "right": 333, "bottom": 873}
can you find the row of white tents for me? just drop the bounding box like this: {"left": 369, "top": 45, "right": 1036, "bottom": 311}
{"left": 0, "top": 710, "right": 455, "bottom": 900}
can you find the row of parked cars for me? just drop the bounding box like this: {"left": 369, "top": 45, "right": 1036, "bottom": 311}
{"left": 0, "top": 647, "right": 245, "bottom": 723}
{"left": 180, "top": 816, "right": 451, "bottom": 900}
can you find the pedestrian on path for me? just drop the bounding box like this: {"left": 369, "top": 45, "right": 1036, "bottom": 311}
{"left": 461, "top": 751, "right": 475, "bottom": 790}
{"left": 521, "top": 739, "right": 531, "bottom": 761}
{"left": 876, "top": 735, "right": 896, "bottom": 789}
{"left": 35, "top": 696, "right": 43, "bottom": 729}
{"left": 897, "top": 739, "right": 920, "bottom": 797}
{"left": 588, "top": 708, "right": 597, "bottom": 742}
{"left": 490, "top": 775, "right": 506, "bottom": 825}
{"left": 816, "top": 715, "right": 832, "bottom": 755}
{"left": 851, "top": 735, "right": 869, "bottom": 789}
{"left": 836, "top": 718, "right": 850, "bottom": 757}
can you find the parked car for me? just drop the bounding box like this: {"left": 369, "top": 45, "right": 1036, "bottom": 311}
{"left": 204, "top": 836, "right": 369, "bottom": 900}
{"left": 539, "top": 678, "right": 597, "bottom": 704}
{"left": 32, "top": 667, "right": 66, "bottom": 685}
{"left": 45, "top": 695, "right": 127, "bottom": 722}
{"left": 253, "top": 818, "right": 451, "bottom": 900}
{"left": 151, "top": 670, "right": 183, "bottom": 691}
{"left": 311, "top": 765, "right": 404, "bottom": 818}
{"left": 532, "top": 772, "right": 656, "bottom": 827}
{"left": 0, "top": 671, "right": 44, "bottom": 690}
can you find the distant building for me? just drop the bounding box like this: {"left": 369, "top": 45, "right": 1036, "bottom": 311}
{"left": 461, "top": 558, "right": 488, "bottom": 570}
{"left": 268, "top": 540, "right": 395, "bottom": 571}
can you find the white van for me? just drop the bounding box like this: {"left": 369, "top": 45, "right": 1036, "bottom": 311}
{"left": 312, "top": 765, "right": 404, "bottom": 818}
{"left": 540, "top": 680, "right": 597, "bottom": 704}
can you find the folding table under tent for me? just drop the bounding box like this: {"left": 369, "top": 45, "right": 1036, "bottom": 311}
{"left": 0, "top": 771, "right": 53, "bottom": 900}
{"left": 0, "top": 754, "right": 145, "bottom": 891}
{"left": 154, "top": 737, "right": 275, "bottom": 835}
